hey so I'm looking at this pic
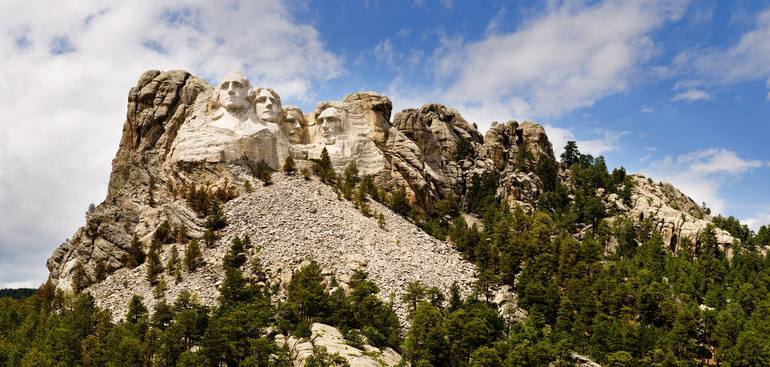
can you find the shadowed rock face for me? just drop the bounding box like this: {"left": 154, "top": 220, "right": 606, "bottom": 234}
{"left": 48, "top": 69, "right": 735, "bottom": 301}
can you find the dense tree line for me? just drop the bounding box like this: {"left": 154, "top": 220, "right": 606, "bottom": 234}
{"left": 0, "top": 235, "right": 400, "bottom": 366}
{"left": 431, "top": 141, "right": 770, "bottom": 366}
{"left": 0, "top": 289, "right": 35, "bottom": 300}
{"left": 3, "top": 141, "right": 770, "bottom": 366}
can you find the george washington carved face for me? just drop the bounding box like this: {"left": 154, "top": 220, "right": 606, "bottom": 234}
{"left": 216, "top": 72, "right": 250, "bottom": 112}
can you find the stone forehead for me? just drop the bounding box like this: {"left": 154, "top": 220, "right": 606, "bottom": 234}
{"left": 256, "top": 89, "right": 276, "bottom": 98}
{"left": 319, "top": 107, "right": 341, "bottom": 119}
{"left": 219, "top": 72, "right": 249, "bottom": 85}
{"left": 284, "top": 106, "right": 303, "bottom": 116}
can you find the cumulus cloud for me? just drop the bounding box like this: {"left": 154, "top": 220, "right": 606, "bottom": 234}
{"left": 677, "top": 8, "right": 770, "bottom": 86}
{"left": 433, "top": 0, "right": 688, "bottom": 128}
{"left": 0, "top": 0, "right": 342, "bottom": 287}
{"left": 642, "top": 148, "right": 765, "bottom": 214}
{"left": 672, "top": 88, "right": 713, "bottom": 102}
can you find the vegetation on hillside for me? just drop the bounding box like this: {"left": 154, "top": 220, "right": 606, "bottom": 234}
{"left": 3, "top": 141, "right": 770, "bottom": 366}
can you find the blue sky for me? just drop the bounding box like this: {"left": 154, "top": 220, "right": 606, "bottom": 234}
{"left": 1, "top": 0, "right": 769, "bottom": 287}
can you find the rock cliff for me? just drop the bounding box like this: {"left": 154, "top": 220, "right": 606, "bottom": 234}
{"left": 47, "top": 69, "right": 736, "bottom": 319}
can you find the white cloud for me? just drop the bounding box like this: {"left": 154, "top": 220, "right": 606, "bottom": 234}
{"left": 432, "top": 0, "right": 688, "bottom": 129}
{"left": 742, "top": 212, "right": 770, "bottom": 231}
{"left": 640, "top": 146, "right": 656, "bottom": 162}
{"left": 410, "top": 0, "right": 451, "bottom": 9}
{"left": 641, "top": 106, "right": 655, "bottom": 113}
{"left": 678, "top": 148, "right": 763, "bottom": 174}
{"left": 642, "top": 148, "right": 765, "bottom": 214}
{"left": 678, "top": 9, "right": 770, "bottom": 85}
{"left": 484, "top": 7, "right": 507, "bottom": 36}
{"left": 672, "top": 88, "right": 713, "bottom": 102}
{"left": 374, "top": 38, "right": 397, "bottom": 67}
{"left": 0, "top": 0, "right": 342, "bottom": 287}
{"left": 544, "top": 125, "right": 626, "bottom": 157}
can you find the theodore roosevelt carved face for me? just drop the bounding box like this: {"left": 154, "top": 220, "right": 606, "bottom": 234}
{"left": 283, "top": 106, "right": 308, "bottom": 144}
{"left": 317, "top": 107, "right": 343, "bottom": 145}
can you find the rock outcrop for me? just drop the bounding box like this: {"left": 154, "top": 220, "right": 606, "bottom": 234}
{"left": 606, "top": 174, "right": 734, "bottom": 252}
{"left": 277, "top": 323, "right": 402, "bottom": 367}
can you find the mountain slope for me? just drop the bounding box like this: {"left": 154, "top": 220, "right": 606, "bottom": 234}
{"left": 87, "top": 173, "right": 476, "bottom": 321}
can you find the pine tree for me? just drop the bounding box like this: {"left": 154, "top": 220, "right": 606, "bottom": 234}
{"left": 344, "top": 161, "right": 359, "bottom": 188}
{"left": 146, "top": 239, "right": 163, "bottom": 285}
{"left": 128, "top": 235, "right": 145, "bottom": 267}
{"left": 389, "top": 187, "right": 411, "bottom": 217}
{"left": 301, "top": 167, "right": 312, "bottom": 181}
{"left": 205, "top": 201, "right": 227, "bottom": 231}
{"left": 403, "top": 281, "right": 427, "bottom": 316}
{"left": 154, "top": 220, "right": 173, "bottom": 244}
{"left": 254, "top": 160, "right": 274, "bottom": 185}
{"left": 126, "top": 295, "right": 148, "bottom": 324}
{"left": 561, "top": 141, "right": 580, "bottom": 167}
{"left": 184, "top": 239, "right": 203, "bottom": 272}
{"left": 154, "top": 278, "right": 167, "bottom": 299}
{"left": 71, "top": 260, "right": 90, "bottom": 294}
{"left": 166, "top": 245, "right": 179, "bottom": 275}
{"left": 287, "top": 260, "right": 328, "bottom": 323}
{"left": 203, "top": 228, "right": 216, "bottom": 248}
{"left": 94, "top": 259, "right": 106, "bottom": 282}
{"left": 283, "top": 155, "right": 296, "bottom": 175}
{"left": 314, "top": 147, "right": 335, "bottom": 183}
{"left": 175, "top": 225, "right": 188, "bottom": 243}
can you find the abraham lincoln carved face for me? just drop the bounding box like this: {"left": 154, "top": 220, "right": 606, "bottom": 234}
{"left": 317, "top": 107, "right": 343, "bottom": 145}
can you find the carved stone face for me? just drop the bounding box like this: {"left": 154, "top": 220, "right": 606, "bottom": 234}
{"left": 255, "top": 89, "right": 280, "bottom": 123}
{"left": 217, "top": 73, "right": 250, "bottom": 112}
{"left": 317, "top": 107, "right": 343, "bottom": 145}
{"left": 284, "top": 108, "right": 307, "bottom": 144}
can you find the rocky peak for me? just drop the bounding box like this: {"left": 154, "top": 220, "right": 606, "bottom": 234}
{"left": 480, "top": 120, "right": 555, "bottom": 171}
{"left": 615, "top": 174, "right": 735, "bottom": 252}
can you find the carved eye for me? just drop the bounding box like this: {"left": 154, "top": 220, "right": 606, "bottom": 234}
{"left": 256, "top": 97, "right": 266, "bottom": 103}
{"left": 231, "top": 81, "right": 242, "bottom": 89}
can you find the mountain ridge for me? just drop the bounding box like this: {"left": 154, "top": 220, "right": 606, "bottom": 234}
{"left": 47, "top": 68, "right": 735, "bottom": 309}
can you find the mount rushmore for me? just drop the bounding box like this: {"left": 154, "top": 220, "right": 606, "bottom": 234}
{"left": 47, "top": 69, "right": 735, "bottom": 300}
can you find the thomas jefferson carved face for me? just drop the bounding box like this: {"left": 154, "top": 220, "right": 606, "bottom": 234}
{"left": 254, "top": 88, "right": 281, "bottom": 123}
{"left": 283, "top": 107, "right": 307, "bottom": 144}
{"left": 217, "top": 72, "right": 250, "bottom": 112}
{"left": 317, "top": 107, "right": 343, "bottom": 145}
